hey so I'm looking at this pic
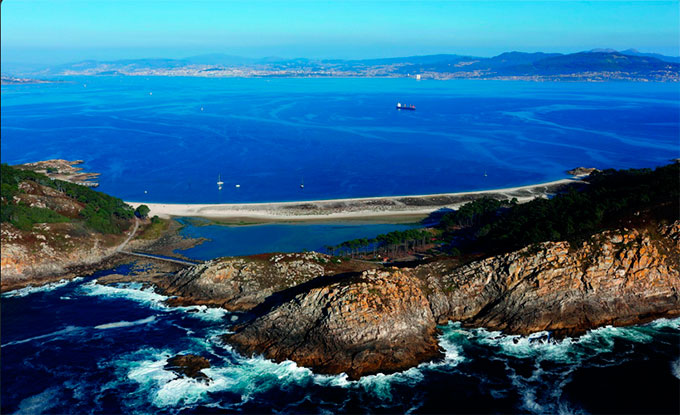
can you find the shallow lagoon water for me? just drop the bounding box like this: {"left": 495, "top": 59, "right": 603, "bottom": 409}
{"left": 174, "top": 218, "right": 418, "bottom": 260}
{"left": 2, "top": 270, "right": 678, "bottom": 414}
{"left": 2, "top": 77, "right": 678, "bottom": 203}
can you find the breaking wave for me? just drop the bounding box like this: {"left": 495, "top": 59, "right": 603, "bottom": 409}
{"left": 2, "top": 277, "right": 83, "bottom": 298}
{"left": 95, "top": 316, "right": 158, "bottom": 330}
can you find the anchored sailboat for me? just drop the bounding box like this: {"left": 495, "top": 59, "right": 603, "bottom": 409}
{"left": 217, "top": 174, "right": 224, "bottom": 190}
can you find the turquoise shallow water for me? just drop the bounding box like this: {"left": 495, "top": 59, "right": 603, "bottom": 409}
{"left": 2, "top": 77, "right": 678, "bottom": 203}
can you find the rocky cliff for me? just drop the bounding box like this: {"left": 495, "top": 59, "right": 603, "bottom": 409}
{"left": 158, "top": 252, "right": 377, "bottom": 310}
{"left": 418, "top": 222, "right": 680, "bottom": 336}
{"left": 1, "top": 221, "right": 131, "bottom": 292}
{"left": 227, "top": 269, "right": 440, "bottom": 379}
{"left": 1, "top": 166, "right": 136, "bottom": 292}
{"left": 225, "top": 222, "right": 680, "bottom": 378}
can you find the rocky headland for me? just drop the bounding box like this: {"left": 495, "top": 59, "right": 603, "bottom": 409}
{"left": 198, "top": 221, "right": 679, "bottom": 379}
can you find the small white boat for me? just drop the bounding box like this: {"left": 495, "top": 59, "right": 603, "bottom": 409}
{"left": 235, "top": 184, "right": 240, "bottom": 188}
{"left": 217, "top": 174, "right": 224, "bottom": 189}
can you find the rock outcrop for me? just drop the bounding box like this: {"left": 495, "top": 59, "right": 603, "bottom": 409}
{"left": 418, "top": 222, "right": 680, "bottom": 336}
{"left": 164, "top": 354, "right": 211, "bottom": 381}
{"left": 227, "top": 269, "right": 441, "bottom": 380}
{"left": 225, "top": 222, "right": 680, "bottom": 377}
{"left": 1, "top": 222, "right": 128, "bottom": 292}
{"left": 159, "top": 252, "right": 375, "bottom": 310}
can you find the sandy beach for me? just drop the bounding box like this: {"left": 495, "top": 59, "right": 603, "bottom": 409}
{"left": 126, "top": 178, "right": 583, "bottom": 223}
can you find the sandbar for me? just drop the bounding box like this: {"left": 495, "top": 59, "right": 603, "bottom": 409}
{"left": 126, "top": 178, "right": 583, "bottom": 223}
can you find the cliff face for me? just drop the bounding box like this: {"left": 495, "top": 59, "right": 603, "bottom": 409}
{"left": 1, "top": 175, "right": 135, "bottom": 292}
{"left": 1, "top": 222, "right": 126, "bottom": 291}
{"left": 225, "top": 222, "right": 680, "bottom": 378}
{"left": 419, "top": 222, "right": 680, "bottom": 335}
{"left": 227, "top": 269, "right": 440, "bottom": 380}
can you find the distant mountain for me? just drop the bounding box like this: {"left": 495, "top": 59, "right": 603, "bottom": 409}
{"left": 500, "top": 52, "right": 679, "bottom": 76}
{"left": 184, "top": 54, "right": 257, "bottom": 65}
{"left": 619, "top": 49, "right": 680, "bottom": 63}
{"left": 588, "top": 48, "right": 680, "bottom": 64}
{"left": 16, "top": 50, "right": 680, "bottom": 81}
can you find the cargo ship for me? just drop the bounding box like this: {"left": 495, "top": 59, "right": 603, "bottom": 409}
{"left": 396, "top": 102, "right": 416, "bottom": 110}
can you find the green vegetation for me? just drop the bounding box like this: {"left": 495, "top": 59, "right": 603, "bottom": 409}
{"left": 137, "top": 215, "right": 169, "bottom": 240}
{"left": 1, "top": 163, "right": 134, "bottom": 233}
{"left": 326, "top": 228, "right": 435, "bottom": 258}
{"left": 328, "top": 163, "right": 679, "bottom": 261}
{"left": 0, "top": 204, "right": 71, "bottom": 231}
{"left": 441, "top": 163, "right": 679, "bottom": 254}
{"left": 440, "top": 197, "right": 517, "bottom": 229}
{"left": 135, "top": 204, "right": 151, "bottom": 218}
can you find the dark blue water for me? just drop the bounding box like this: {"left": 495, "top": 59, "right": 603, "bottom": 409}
{"left": 2, "top": 77, "right": 678, "bottom": 203}
{"left": 174, "top": 218, "right": 418, "bottom": 260}
{"left": 2, "top": 270, "right": 679, "bottom": 414}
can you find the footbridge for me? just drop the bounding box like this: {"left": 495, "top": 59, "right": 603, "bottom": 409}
{"left": 119, "top": 250, "right": 203, "bottom": 267}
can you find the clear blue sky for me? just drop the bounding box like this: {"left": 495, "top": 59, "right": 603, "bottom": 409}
{"left": 2, "top": 0, "right": 679, "bottom": 64}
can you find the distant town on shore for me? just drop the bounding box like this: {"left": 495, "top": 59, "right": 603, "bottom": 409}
{"left": 3, "top": 48, "right": 679, "bottom": 82}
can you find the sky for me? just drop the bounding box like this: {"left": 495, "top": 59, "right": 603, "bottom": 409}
{"left": 1, "top": 0, "right": 679, "bottom": 64}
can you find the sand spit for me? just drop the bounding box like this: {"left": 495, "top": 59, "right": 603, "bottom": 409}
{"left": 127, "top": 178, "right": 582, "bottom": 223}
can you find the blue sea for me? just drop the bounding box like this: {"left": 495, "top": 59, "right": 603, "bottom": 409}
{"left": 2, "top": 77, "right": 678, "bottom": 203}
{"left": 2, "top": 270, "right": 679, "bottom": 414}
{"left": 2, "top": 77, "right": 680, "bottom": 414}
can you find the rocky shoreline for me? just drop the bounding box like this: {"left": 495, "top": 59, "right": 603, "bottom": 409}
{"left": 137, "top": 221, "right": 680, "bottom": 379}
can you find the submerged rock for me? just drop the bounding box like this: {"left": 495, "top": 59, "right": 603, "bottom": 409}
{"left": 164, "top": 354, "right": 211, "bottom": 381}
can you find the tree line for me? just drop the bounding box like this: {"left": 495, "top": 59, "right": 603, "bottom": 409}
{"left": 1, "top": 163, "right": 134, "bottom": 233}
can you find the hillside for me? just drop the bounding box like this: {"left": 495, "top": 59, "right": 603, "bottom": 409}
{"left": 0, "top": 164, "right": 137, "bottom": 291}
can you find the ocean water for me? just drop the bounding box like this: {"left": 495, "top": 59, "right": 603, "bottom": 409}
{"left": 174, "top": 218, "right": 418, "bottom": 260}
{"left": 2, "top": 269, "right": 679, "bottom": 414}
{"left": 2, "top": 77, "right": 678, "bottom": 203}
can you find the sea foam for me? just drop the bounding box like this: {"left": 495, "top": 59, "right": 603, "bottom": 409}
{"left": 2, "top": 277, "right": 83, "bottom": 298}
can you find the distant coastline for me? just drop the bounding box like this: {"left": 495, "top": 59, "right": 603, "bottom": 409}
{"left": 127, "top": 177, "right": 582, "bottom": 223}
{"left": 8, "top": 50, "right": 679, "bottom": 82}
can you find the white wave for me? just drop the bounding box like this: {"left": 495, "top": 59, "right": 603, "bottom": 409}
{"left": 79, "top": 280, "right": 169, "bottom": 309}
{"left": 121, "top": 347, "right": 315, "bottom": 408}
{"left": 95, "top": 315, "right": 157, "bottom": 330}
{"left": 441, "top": 317, "right": 679, "bottom": 365}
{"left": 2, "top": 325, "right": 81, "bottom": 347}
{"left": 473, "top": 327, "right": 577, "bottom": 362}
{"left": 672, "top": 358, "right": 680, "bottom": 380}
{"left": 646, "top": 316, "right": 680, "bottom": 330}
{"left": 79, "top": 280, "right": 233, "bottom": 322}
{"left": 12, "top": 386, "right": 62, "bottom": 415}
{"left": 2, "top": 277, "right": 83, "bottom": 298}
{"left": 175, "top": 305, "right": 230, "bottom": 322}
